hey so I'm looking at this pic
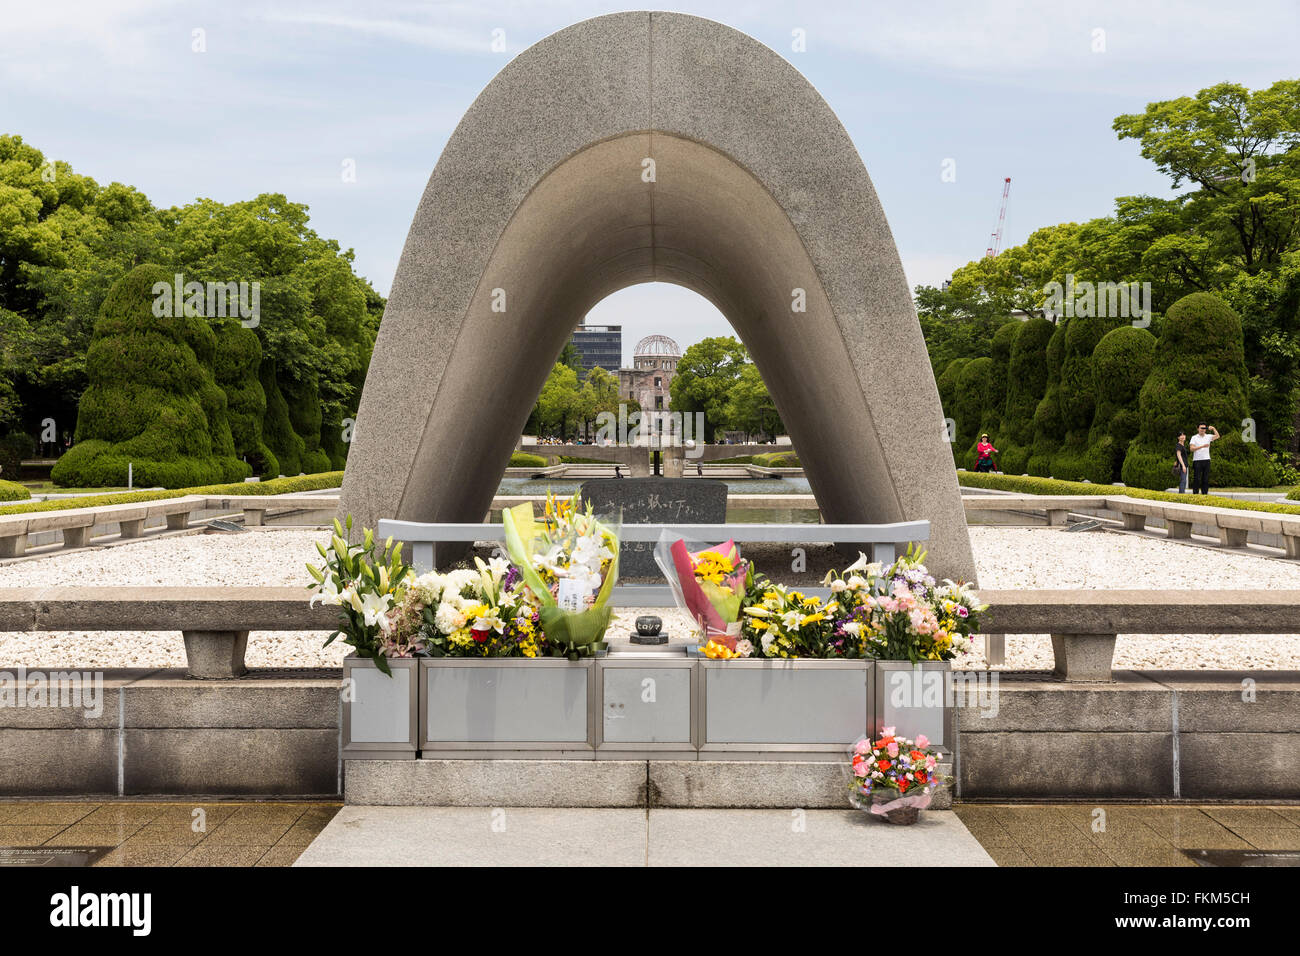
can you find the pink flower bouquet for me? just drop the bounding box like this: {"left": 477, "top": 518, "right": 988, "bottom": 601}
{"left": 654, "top": 534, "right": 752, "bottom": 650}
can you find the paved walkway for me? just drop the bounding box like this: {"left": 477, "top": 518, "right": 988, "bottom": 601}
{"left": 4, "top": 801, "right": 1297, "bottom": 866}
{"left": 954, "top": 804, "right": 1300, "bottom": 866}
{"left": 0, "top": 801, "right": 339, "bottom": 866}
{"left": 292, "top": 807, "right": 996, "bottom": 866}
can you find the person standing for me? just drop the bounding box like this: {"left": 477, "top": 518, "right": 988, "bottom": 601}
{"left": 1174, "top": 431, "right": 1190, "bottom": 494}
{"left": 1188, "top": 423, "right": 1218, "bottom": 495}
{"left": 975, "top": 433, "right": 998, "bottom": 473}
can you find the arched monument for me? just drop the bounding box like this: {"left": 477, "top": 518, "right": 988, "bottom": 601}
{"left": 341, "top": 11, "right": 977, "bottom": 581}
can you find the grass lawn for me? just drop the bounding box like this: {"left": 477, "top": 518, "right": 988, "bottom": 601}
{"left": 22, "top": 481, "right": 133, "bottom": 494}
{"left": 1210, "top": 486, "right": 1294, "bottom": 493}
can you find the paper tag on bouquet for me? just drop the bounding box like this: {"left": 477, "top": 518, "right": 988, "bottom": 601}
{"left": 556, "top": 578, "right": 591, "bottom": 612}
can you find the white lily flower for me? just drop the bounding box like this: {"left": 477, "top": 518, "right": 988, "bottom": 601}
{"left": 844, "top": 551, "right": 871, "bottom": 572}
{"left": 310, "top": 577, "right": 344, "bottom": 607}
{"left": 349, "top": 590, "right": 392, "bottom": 629}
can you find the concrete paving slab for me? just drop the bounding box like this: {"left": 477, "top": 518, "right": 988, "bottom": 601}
{"left": 294, "top": 806, "right": 993, "bottom": 866}
{"left": 647, "top": 808, "right": 994, "bottom": 866}
{"left": 294, "top": 807, "right": 648, "bottom": 866}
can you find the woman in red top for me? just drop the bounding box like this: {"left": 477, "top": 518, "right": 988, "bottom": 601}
{"left": 975, "top": 433, "right": 998, "bottom": 472}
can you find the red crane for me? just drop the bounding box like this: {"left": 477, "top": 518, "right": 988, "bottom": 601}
{"left": 985, "top": 176, "right": 1011, "bottom": 258}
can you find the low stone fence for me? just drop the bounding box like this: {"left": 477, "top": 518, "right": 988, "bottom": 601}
{"left": 1, "top": 586, "right": 1297, "bottom": 802}
{"left": 0, "top": 586, "right": 334, "bottom": 678}
{"left": 7, "top": 488, "right": 1297, "bottom": 560}
{"left": 3, "top": 585, "right": 1296, "bottom": 680}
{"left": 1, "top": 667, "right": 1294, "bottom": 802}
{"left": 0, "top": 494, "right": 338, "bottom": 557}
{"left": 963, "top": 490, "right": 1300, "bottom": 555}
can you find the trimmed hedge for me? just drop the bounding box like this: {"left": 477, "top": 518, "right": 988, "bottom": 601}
{"left": 954, "top": 357, "right": 994, "bottom": 464}
{"left": 1122, "top": 293, "right": 1273, "bottom": 489}
{"left": 259, "top": 363, "right": 305, "bottom": 477}
{"left": 0, "top": 431, "right": 35, "bottom": 482}
{"left": 509, "top": 452, "right": 547, "bottom": 468}
{"left": 285, "top": 379, "right": 331, "bottom": 475}
{"left": 1028, "top": 322, "right": 1068, "bottom": 475}
{"left": 1084, "top": 325, "right": 1157, "bottom": 483}
{"left": 958, "top": 470, "right": 1300, "bottom": 516}
{"left": 0, "top": 471, "right": 342, "bottom": 516}
{"left": 936, "top": 358, "right": 970, "bottom": 464}
{"left": 212, "top": 321, "right": 278, "bottom": 478}
{"left": 1003, "top": 317, "right": 1055, "bottom": 446}
{"left": 51, "top": 264, "right": 251, "bottom": 489}
{"left": 752, "top": 451, "right": 801, "bottom": 467}
{"left": 0, "top": 478, "right": 30, "bottom": 502}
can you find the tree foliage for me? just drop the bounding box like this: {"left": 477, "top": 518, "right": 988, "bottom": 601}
{"left": 0, "top": 135, "right": 382, "bottom": 484}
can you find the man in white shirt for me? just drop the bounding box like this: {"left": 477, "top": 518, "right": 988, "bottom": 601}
{"left": 1188, "top": 423, "right": 1218, "bottom": 495}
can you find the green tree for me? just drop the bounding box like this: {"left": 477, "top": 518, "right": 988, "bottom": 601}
{"left": 558, "top": 341, "right": 582, "bottom": 374}
{"left": 50, "top": 264, "right": 250, "bottom": 488}
{"left": 1029, "top": 323, "right": 1068, "bottom": 476}
{"left": 1122, "top": 292, "right": 1274, "bottom": 488}
{"left": 1113, "top": 80, "right": 1300, "bottom": 276}
{"left": 998, "top": 316, "right": 1056, "bottom": 473}
{"left": 211, "top": 320, "right": 278, "bottom": 477}
{"left": 536, "top": 363, "right": 582, "bottom": 438}
{"left": 1086, "top": 325, "right": 1157, "bottom": 482}
{"left": 668, "top": 336, "right": 748, "bottom": 439}
{"left": 914, "top": 284, "right": 1014, "bottom": 375}
{"left": 723, "top": 362, "right": 784, "bottom": 440}
{"left": 576, "top": 366, "right": 620, "bottom": 438}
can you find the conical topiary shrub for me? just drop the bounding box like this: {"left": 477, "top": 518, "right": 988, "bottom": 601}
{"left": 1121, "top": 292, "right": 1274, "bottom": 489}
{"left": 1086, "top": 324, "right": 1156, "bottom": 483}
{"left": 1050, "top": 314, "right": 1123, "bottom": 481}
{"left": 51, "top": 264, "right": 251, "bottom": 489}
{"left": 212, "top": 320, "right": 278, "bottom": 479}
{"left": 1028, "top": 321, "right": 1067, "bottom": 476}
{"left": 998, "top": 316, "right": 1055, "bottom": 474}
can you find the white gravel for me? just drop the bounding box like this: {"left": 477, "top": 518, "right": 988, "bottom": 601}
{"left": 1, "top": 525, "right": 1297, "bottom": 671}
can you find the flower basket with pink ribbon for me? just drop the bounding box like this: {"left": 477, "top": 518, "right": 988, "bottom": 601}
{"left": 847, "top": 728, "right": 948, "bottom": 825}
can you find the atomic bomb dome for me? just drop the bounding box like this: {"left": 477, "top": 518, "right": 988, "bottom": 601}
{"left": 633, "top": 334, "right": 681, "bottom": 361}
{"left": 619, "top": 334, "right": 681, "bottom": 411}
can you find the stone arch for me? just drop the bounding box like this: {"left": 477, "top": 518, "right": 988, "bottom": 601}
{"left": 341, "top": 11, "right": 976, "bottom": 580}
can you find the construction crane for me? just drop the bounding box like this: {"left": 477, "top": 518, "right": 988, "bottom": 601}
{"left": 985, "top": 177, "right": 1011, "bottom": 258}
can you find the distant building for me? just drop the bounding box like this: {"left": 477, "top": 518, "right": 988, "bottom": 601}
{"left": 570, "top": 322, "right": 623, "bottom": 376}
{"left": 618, "top": 334, "right": 681, "bottom": 411}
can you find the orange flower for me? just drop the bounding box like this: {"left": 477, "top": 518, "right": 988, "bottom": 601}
{"left": 898, "top": 778, "right": 910, "bottom": 793}
{"left": 877, "top": 759, "right": 891, "bottom": 772}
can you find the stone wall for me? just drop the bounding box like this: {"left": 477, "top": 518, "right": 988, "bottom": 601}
{"left": 3, "top": 668, "right": 1295, "bottom": 801}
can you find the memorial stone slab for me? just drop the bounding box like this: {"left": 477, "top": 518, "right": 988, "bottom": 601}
{"left": 580, "top": 477, "right": 727, "bottom": 577}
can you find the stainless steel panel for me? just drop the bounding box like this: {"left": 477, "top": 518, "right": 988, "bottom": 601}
{"left": 602, "top": 666, "right": 692, "bottom": 743}
{"left": 423, "top": 661, "right": 589, "bottom": 743}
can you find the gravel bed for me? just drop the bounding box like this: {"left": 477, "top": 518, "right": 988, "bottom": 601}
{"left": 1, "top": 526, "right": 1297, "bottom": 671}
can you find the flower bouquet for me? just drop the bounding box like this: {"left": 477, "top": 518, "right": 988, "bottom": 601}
{"left": 307, "top": 516, "right": 414, "bottom": 675}
{"left": 501, "top": 490, "right": 619, "bottom": 658}
{"left": 847, "top": 728, "right": 947, "bottom": 825}
{"left": 737, "top": 579, "right": 849, "bottom": 659}
{"left": 654, "top": 534, "right": 755, "bottom": 655}
{"left": 823, "top": 546, "right": 986, "bottom": 662}
{"left": 390, "top": 558, "right": 548, "bottom": 658}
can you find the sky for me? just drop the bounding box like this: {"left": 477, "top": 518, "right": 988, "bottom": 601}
{"left": 4, "top": 0, "right": 1297, "bottom": 365}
